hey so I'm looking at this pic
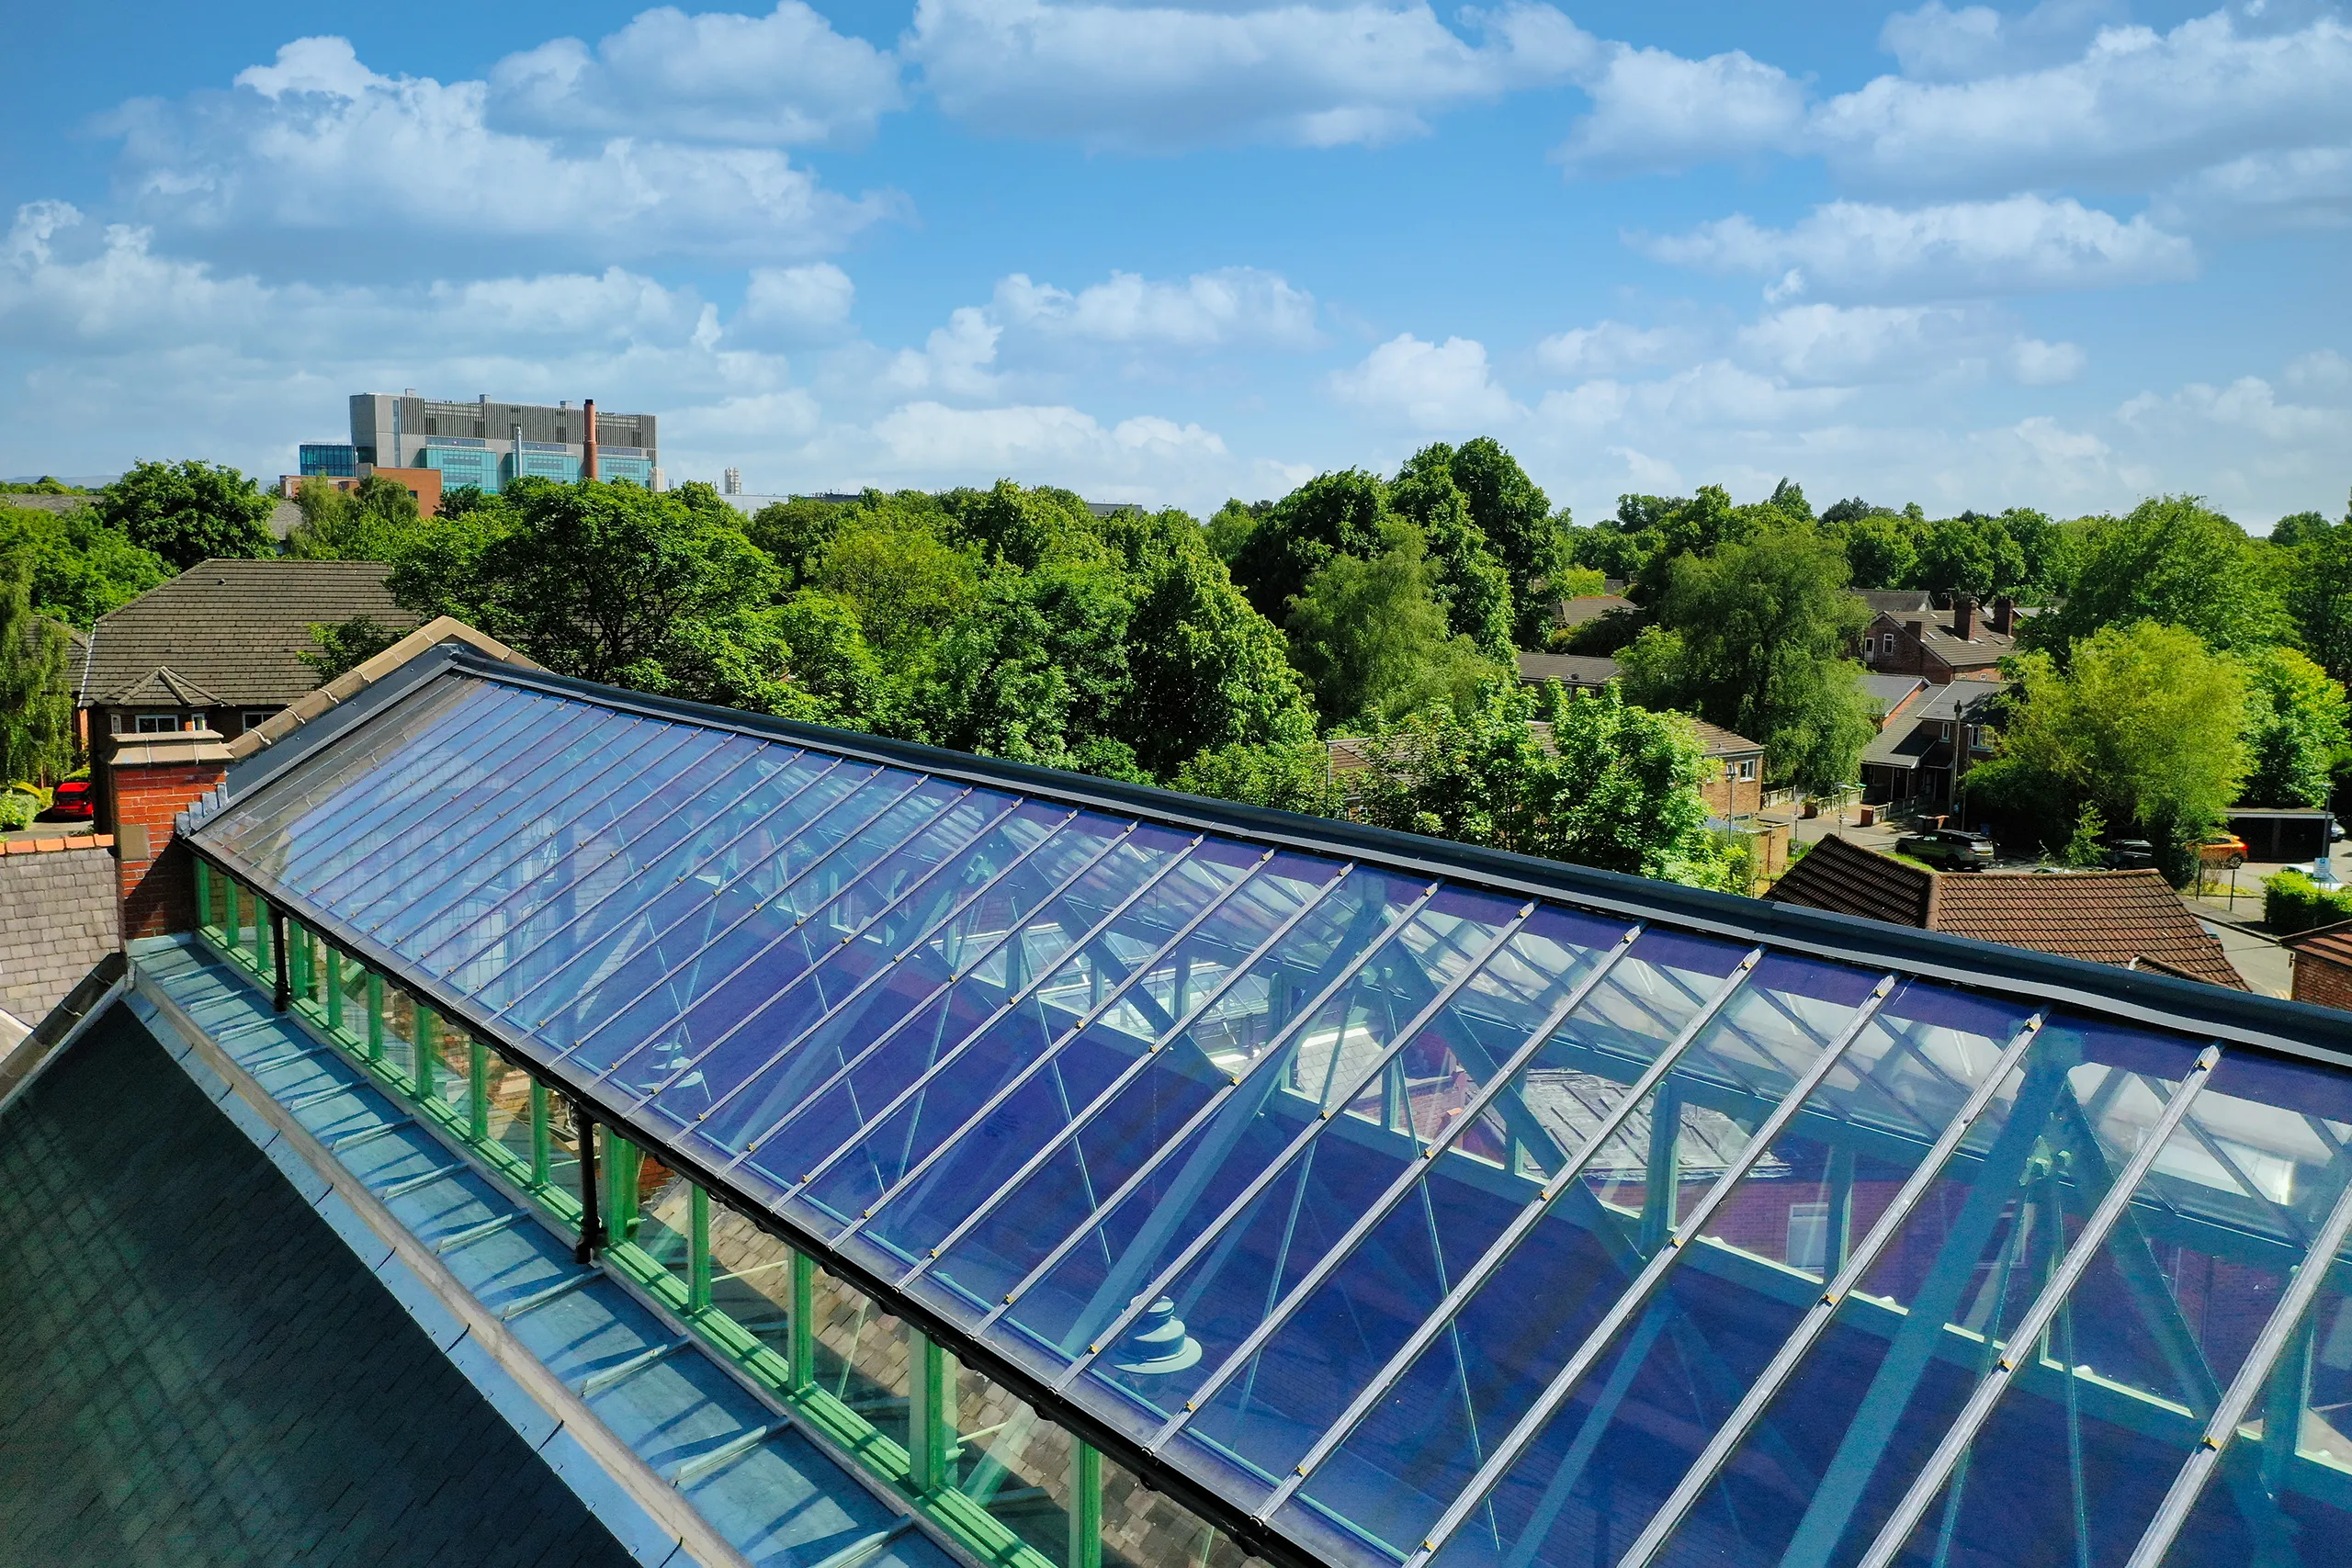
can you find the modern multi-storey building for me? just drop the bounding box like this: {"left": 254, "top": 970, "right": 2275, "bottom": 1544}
{"left": 296, "top": 392, "right": 662, "bottom": 496}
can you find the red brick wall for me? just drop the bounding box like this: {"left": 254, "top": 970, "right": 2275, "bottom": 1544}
{"left": 2294, "top": 952, "right": 2352, "bottom": 1011}
{"left": 109, "top": 761, "right": 225, "bottom": 940}
{"left": 1702, "top": 762, "right": 1765, "bottom": 818}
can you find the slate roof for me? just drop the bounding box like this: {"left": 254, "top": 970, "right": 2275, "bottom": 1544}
{"left": 1516, "top": 651, "right": 1622, "bottom": 687}
{"left": 1856, "top": 589, "right": 1937, "bottom": 616}
{"left": 1870, "top": 607, "right": 2018, "bottom": 668}
{"left": 1551, "top": 593, "right": 1639, "bottom": 627}
{"left": 78, "top": 559, "right": 414, "bottom": 709}
{"left": 0, "top": 1007, "right": 635, "bottom": 1568}
{"left": 1858, "top": 672, "right": 1928, "bottom": 716}
{"left": 1769, "top": 835, "right": 2245, "bottom": 988}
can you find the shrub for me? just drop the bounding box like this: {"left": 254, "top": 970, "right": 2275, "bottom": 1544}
{"left": 2262, "top": 867, "right": 2352, "bottom": 934}
{"left": 0, "top": 788, "right": 37, "bottom": 831}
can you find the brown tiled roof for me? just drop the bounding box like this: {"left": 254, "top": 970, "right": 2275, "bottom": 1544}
{"left": 1871, "top": 610, "right": 2018, "bottom": 668}
{"left": 2283, "top": 921, "right": 2352, "bottom": 970}
{"left": 1770, "top": 836, "right": 2245, "bottom": 988}
{"left": 1687, "top": 719, "right": 1764, "bottom": 758}
{"left": 79, "top": 559, "right": 415, "bottom": 709}
{"left": 1766, "top": 834, "right": 1935, "bottom": 927}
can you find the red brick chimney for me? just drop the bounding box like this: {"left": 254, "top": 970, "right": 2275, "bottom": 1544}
{"left": 107, "top": 728, "right": 231, "bottom": 939}
{"left": 583, "top": 397, "right": 599, "bottom": 481}
{"left": 1991, "top": 595, "right": 2014, "bottom": 635}
{"left": 1952, "top": 595, "right": 1975, "bottom": 639}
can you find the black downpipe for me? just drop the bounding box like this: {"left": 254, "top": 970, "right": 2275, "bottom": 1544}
{"left": 270, "top": 905, "right": 290, "bottom": 1013}
{"left": 574, "top": 1100, "right": 604, "bottom": 1265}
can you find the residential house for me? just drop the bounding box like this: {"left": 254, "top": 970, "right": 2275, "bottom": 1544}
{"left": 73, "top": 559, "right": 416, "bottom": 830}
{"left": 1860, "top": 679, "right": 2001, "bottom": 809}
{"left": 1514, "top": 651, "right": 1621, "bottom": 693}
{"left": 1853, "top": 588, "right": 1937, "bottom": 619}
{"left": 1862, "top": 593, "right": 2021, "bottom": 682}
{"left": 1768, "top": 835, "right": 2247, "bottom": 989}
{"left": 1551, "top": 592, "right": 1638, "bottom": 631}
{"left": 2286, "top": 923, "right": 2352, "bottom": 1010}
{"left": 1858, "top": 672, "right": 1929, "bottom": 731}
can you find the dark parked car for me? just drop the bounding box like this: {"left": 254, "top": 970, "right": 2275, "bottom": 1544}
{"left": 1897, "top": 828, "right": 1996, "bottom": 869}
{"left": 2101, "top": 839, "right": 2159, "bottom": 870}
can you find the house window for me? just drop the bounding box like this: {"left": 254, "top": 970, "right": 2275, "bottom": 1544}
{"left": 132, "top": 713, "right": 184, "bottom": 733}
{"left": 1787, "top": 1201, "right": 1830, "bottom": 1271}
{"left": 241, "top": 709, "right": 275, "bottom": 732}
{"left": 1881, "top": 634, "right": 1895, "bottom": 655}
{"left": 1736, "top": 759, "right": 1758, "bottom": 781}
{"left": 1940, "top": 722, "right": 1952, "bottom": 740}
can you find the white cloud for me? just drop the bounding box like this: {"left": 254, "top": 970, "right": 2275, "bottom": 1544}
{"left": 2154, "top": 145, "right": 2352, "bottom": 230}
{"left": 878, "top": 307, "right": 1008, "bottom": 399}
{"left": 488, "top": 3, "right": 902, "bottom": 146}
{"left": 2286, "top": 349, "right": 2352, "bottom": 394}
{"left": 2120, "top": 374, "right": 2350, "bottom": 445}
{"left": 1877, "top": 0, "right": 2123, "bottom": 83}
{"left": 740, "top": 264, "right": 856, "bottom": 341}
{"left": 2005, "top": 336, "right": 2086, "bottom": 385}
{"left": 110, "top": 36, "right": 899, "bottom": 264}
{"left": 1555, "top": 44, "right": 1805, "bottom": 175}
{"left": 993, "top": 267, "right": 1316, "bottom": 349}
{"left": 1641, "top": 196, "right": 2196, "bottom": 299}
{"left": 902, "top": 0, "right": 1596, "bottom": 150}
{"left": 869, "top": 400, "right": 1227, "bottom": 472}
{"left": 1326, "top": 333, "right": 1517, "bottom": 428}
{"left": 1534, "top": 320, "right": 1697, "bottom": 377}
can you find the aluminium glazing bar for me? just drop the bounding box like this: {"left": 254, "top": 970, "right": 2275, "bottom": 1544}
{"left": 415, "top": 750, "right": 851, "bottom": 978}
{"left": 783, "top": 836, "right": 1214, "bottom": 1197}
{"left": 1611, "top": 1010, "right": 2051, "bottom": 1568}
{"left": 977, "top": 881, "right": 1441, "bottom": 1333}
{"left": 562, "top": 796, "right": 1042, "bottom": 1088}
{"left": 842, "top": 848, "right": 1281, "bottom": 1247}
{"left": 897, "top": 863, "right": 1358, "bottom": 1290}
{"left": 1258, "top": 945, "right": 1765, "bottom": 1520}
{"left": 394, "top": 723, "right": 728, "bottom": 965}
{"left": 1402, "top": 971, "right": 1901, "bottom": 1568}
{"left": 1146, "top": 922, "right": 1646, "bottom": 1448}
{"left": 1054, "top": 905, "right": 1540, "bottom": 1390}
{"left": 1849, "top": 1042, "right": 2227, "bottom": 1568}
{"left": 355, "top": 720, "right": 707, "bottom": 945}
{"left": 708, "top": 821, "right": 1147, "bottom": 1159}
{"left": 2122, "top": 1159, "right": 2352, "bottom": 1568}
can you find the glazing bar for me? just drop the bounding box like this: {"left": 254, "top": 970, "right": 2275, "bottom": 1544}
{"left": 1260, "top": 946, "right": 1764, "bottom": 1520}
{"left": 2121, "top": 1155, "right": 2352, "bottom": 1568}
{"left": 897, "top": 863, "right": 1357, "bottom": 1290}
{"left": 1148, "top": 922, "right": 1647, "bottom": 1446}
{"left": 1849, "top": 1043, "right": 2226, "bottom": 1568}
{"left": 1054, "top": 906, "right": 1538, "bottom": 1390}
{"left": 1403, "top": 972, "right": 1900, "bottom": 1568}
{"left": 1611, "top": 1010, "right": 2050, "bottom": 1568}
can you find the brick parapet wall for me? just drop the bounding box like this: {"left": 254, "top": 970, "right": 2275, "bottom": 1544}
{"left": 0, "top": 840, "right": 120, "bottom": 1028}
{"left": 2293, "top": 952, "right": 2352, "bottom": 1011}
{"left": 108, "top": 748, "right": 228, "bottom": 941}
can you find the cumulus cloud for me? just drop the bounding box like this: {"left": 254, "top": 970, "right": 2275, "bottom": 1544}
{"left": 109, "top": 36, "right": 899, "bottom": 266}
{"left": 1327, "top": 333, "right": 1518, "bottom": 427}
{"left": 1877, "top": 0, "right": 2123, "bottom": 83}
{"left": 993, "top": 266, "right": 1317, "bottom": 349}
{"left": 1555, "top": 44, "right": 1806, "bottom": 175}
{"left": 870, "top": 400, "right": 1227, "bottom": 472}
{"left": 2154, "top": 146, "right": 2352, "bottom": 230}
{"left": 903, "top": 0, "right": 1596, "bottom": 150}
{"left": 1640, "top": 196, "right": 2196, "bottom": 299}
{"left": 739, "top": 264, "right": 856, "bottom": 342}
{"left": 488, "top": 3, "right": 903, "bottom": 146}
{"left": 1534, "top": 320, "right": 1698, "bottom": 377}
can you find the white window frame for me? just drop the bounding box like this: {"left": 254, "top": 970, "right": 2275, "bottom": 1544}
{"left": 1736, "top": 759, "right": 1757, "bottom": 781}
{"left": 131, "top": 712, "right": 185, "bottom": 734}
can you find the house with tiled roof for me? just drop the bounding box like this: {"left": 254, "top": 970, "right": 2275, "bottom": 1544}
{"left": 2285, "top": 922, "right": 2352, "bottom": 1010}
{"left": 1862, "top": 594, "right": 2021, "bottom": 682}
{"left": 1514, "top": 650, "right": 1621, "bottom": 693}
{"left": 1860, "top": 680, "right": 2002, "bottom": 808}
{"left": 1768, "top": 834, "right": 2247, "bottom": 989}
{"left": 74, "top": 559, "right": 416, "bottom": 829}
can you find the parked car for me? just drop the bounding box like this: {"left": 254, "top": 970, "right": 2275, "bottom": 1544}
{"left": 2198, "top": 832, "right": 2250, "bottom": 869}
{"left": 43, "top": 779, "right": 93, "bottom": 821}
{"left": 2101, "top": 839, "right": 2159, "bottom": 870}
{"left": 1896, "top": 828, "right": 1996, "bottom": 869}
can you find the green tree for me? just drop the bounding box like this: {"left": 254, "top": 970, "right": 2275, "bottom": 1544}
{"left": 1820, "top": 506, "right": 1917, "bottom": 590}
{"left": 300, "top": 615, "right": 406, "bottom": 683}
{"left": 1905, "top": 513, "right": 2026, "bottom": 599}
{"left": 923, "top": 555, "right": 1138, "bottom": 773}
{"left": 2280, "top": 500, "right": 2352, "bottom": 684}
{"left": 96, "top": 459, "right": 276, "bottom": 570}
{"left": 2030, "top": 495, "right": 2288, "bottom": 653}
{"left": 1968, "top": 621, "right": 2250, "bottom": 881}
{"left": 2241, "top": 646, "right": 2350, "bottom": 808}
{"left": 1352, "top": 681, "right": 1733, "bottom": 887}
{"left": 283, "top": 475, "right": 424, "bottom": 560}
{"left": 1445, "top": 438, "right": 1568, "bottom": 646}
{"left": 1115, "top": 523, "right": 1316, "bottom": 776}
{"left": 1172, "top": 739, "right": 1343, "bottom": 817}
{"left": 1204, "top": 499, "right": 1266, "bottom": 564}
{"left": 772, "top": 590, "right": 904, "bottom": 732}
{"left": 1390, "top": 446, "right": 1515, "bottom": 658}
{"left": 0, "top": 555, "right": 73, "bottom": 784}
{"left": 1283, "top": 523, "right": 1497, "bottom": 728}
{"left": 812, "top": 515, "right": 982, "bottom": 661}
{"left": 0, "top": 502, "right": 168, "bottom": 626}
{"left": 388, "top": 478, "right": 782, "bottom": 697}
{"left": 1616, "top": 523, "right": 1873, "bottom": 794}
{"left": 1229, "top": 468, "right": 1392, "bottom": 625}
{"left": 743, "top": 497, "right": 847, "bottom": 590}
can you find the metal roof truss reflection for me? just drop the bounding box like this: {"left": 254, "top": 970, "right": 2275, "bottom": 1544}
{"left": 184, "top": 652, "right": 2352, "bottom": 1568}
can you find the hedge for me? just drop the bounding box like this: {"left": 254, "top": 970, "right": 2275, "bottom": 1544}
{"left": 2263, "top": 868, "right": 2352, "bottom": 935}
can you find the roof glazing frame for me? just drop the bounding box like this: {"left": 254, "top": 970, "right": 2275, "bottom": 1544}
{"left": 186, "top": 649, "right": 2352, "bottom": 1568}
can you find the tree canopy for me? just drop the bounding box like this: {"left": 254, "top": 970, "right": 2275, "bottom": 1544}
{"left": 0, "top": 554, "right": 73, "bottom": 784}
{"left": 2029, "top": 495, "right": 2286, "bottom": 654}
{"left": 2240, "top": 646, "right": 2348, "bottom": 809}
{"left": 96, "top": 459, "right": 277, "bottom": 570}
{"left": 0, "top": 502, "right": 169, "bottom": 626}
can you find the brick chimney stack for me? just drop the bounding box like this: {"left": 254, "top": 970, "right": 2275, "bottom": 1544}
{"left": 583, "top": 398, "right": 599, "bottom": 481}
{"left": 1952, "top": 595, "right": 1976, "bottom": 639}
{"left": 1991, "top": 595, "right": 2015, "bottom": 635}
{"left": 107, "top": 728, "right": 231, "bottom": 939}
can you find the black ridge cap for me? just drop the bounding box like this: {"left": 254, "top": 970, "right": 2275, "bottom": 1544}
{"left": 365, "top": 646, "right": 2352, "bottom": 1069}
{"left": 179, "top": 648, "right": 2352, "bottom": 1568}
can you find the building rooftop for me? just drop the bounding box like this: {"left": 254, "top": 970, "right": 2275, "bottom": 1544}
{"left": 1514, "top": 651, "right": 1622, "bottom": 687}
{"left": 76, "top": 559, "right": 416, "bottom": 709}
{"left": 1550, "top": 593, "right": 1638, "bottom": 627}
{"left": 1769, "top": 834, "right": 2245, "bottom": 989}
{"left": 166, "top": 640, "right": 2352, "bottom": 1567}
{"left": 1857, "top": 671, "right": 1928, "bottom": 715}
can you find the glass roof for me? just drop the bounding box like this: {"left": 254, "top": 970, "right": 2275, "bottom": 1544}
{"left": 190, "top": 664, "right": 2352, "bottom": 1568}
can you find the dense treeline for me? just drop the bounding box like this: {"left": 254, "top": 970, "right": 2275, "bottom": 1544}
{"left": 7, "top": 444, "right": 2350, "bottom": 891}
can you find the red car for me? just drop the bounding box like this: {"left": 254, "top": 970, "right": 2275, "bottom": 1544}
{"left": 44, "top": 780, "right": 93, "bottom": 821}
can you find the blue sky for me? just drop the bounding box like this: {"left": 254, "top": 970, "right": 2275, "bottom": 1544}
{"left": 4, "top": 0, "right": 2348, "bottom": 525}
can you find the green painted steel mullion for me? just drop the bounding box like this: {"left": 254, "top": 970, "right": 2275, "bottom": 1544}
{"left": 252, "top": 889, "right": 269, "bottom": 972}
{"left": 325, "top": 947, "right": 343, "bottom": 1032}
{"left": 414, "top": 999, "right": 436, "bottom": 1101}
{"left": 1070, "top": 1444, "right": 1102, "bottom": 1568}
{"left": 791, "top": 1249, "right": 817, "bottom": 1392}
{"left": 468, "top": 1038, "right": 491, "bottom": 1140}
{"left": 688, "top": 1187, "right": 713, "bottom": 1314}
{"left": 366, "top": 971, "right": 385, "bottom": 1063}
{"left": 530, "top": 1081, "right": 552, "bottom": 1187}
{"left": 910, "top": 1332, "right": 950, "bottom": 1493}
{"left": 606, "top": 1130, "right": 641, "bottom": 1243}
{"left": 195, "top": 860, "right": 212, "bottom": 930}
